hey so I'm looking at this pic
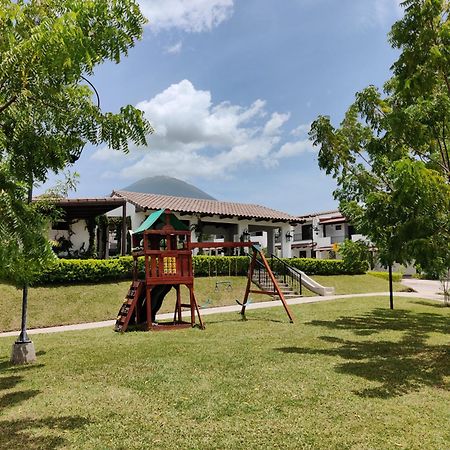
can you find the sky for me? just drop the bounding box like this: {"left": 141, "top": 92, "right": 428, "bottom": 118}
{"left": 38, "top": 0, "right": 404, "bottom": 216}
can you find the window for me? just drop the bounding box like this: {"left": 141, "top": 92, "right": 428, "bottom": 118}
{"left": 335, "top": 225, "right": 342, "bottom": 231}
{"left": 302, "top": 224, "right": 313, "bottom": 240}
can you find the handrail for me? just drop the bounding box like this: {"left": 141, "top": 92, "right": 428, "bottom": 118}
{"left": 250, "top": 258, "right": 276, "bottom": 293}
{"left": 270, "top": 254, "right": 302, "bottom": 295}
{"left": 270, "top": 254, "right": 304, "bottom": 277}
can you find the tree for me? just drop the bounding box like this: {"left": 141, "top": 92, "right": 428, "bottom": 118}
{"left": 310, "top": 0, "right": 450, "bottom": 308}
{"left": 0, "top": 0, "right": 153, "bottom": 362}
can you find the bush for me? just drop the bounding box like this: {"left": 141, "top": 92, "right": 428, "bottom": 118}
{"left": 367, "top": 271, "right": 403, "bottom": 282}
{"left": 272, "top": 258, "right": 364, "bottom": 275}
{"left": 338, "top": 239, "right": 372, "bottom": 274}
{"left": 193, "top": 256, "right": 249, "bottom": 277}
{"left": 35, "top": 255, "right": 365, "bottom": 285}
{"left": 37, "top": 257, "right": 135, "bottom": 284}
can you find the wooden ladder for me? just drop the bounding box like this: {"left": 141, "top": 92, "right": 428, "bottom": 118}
{"left": 115, "top": 281, "right": 144, "bottom": 332}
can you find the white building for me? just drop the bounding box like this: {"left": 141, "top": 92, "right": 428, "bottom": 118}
{"left": 276, "top": 209, "right": 366, "bottom": 259}
{"left": 106, "top": 190, "right": 299, "bottom": 258}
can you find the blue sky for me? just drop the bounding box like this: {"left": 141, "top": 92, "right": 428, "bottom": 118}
{"left": 39, "top": 0, "right": 404, "bottom": 215}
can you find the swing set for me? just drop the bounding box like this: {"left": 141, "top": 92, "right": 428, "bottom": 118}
{"left": 115, "top": 209, "right": 294, "bottom": 332}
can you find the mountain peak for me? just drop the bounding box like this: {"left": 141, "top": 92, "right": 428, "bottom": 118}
{"left": 120, "top": 176, "right": 217, "bottom": 200}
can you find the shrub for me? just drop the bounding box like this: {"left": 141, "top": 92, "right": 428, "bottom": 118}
{"left": 272, "top": 257, "right": 364, "bottom": 275}
{"left": 367, "top": 271, "right": 403, "bottom": 282}
{"left": 37, "top": 257, "right": 135, "bottom": 284}
{"left": 338, "top": 239, "right": 372, "bottom": 273}
{"left": 35, "top": 255, "right": 365, "bottom": 285}
{"left": 193, "top": 256, "right": 249, "bottom": 277}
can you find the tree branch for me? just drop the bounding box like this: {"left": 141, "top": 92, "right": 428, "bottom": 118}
{"left": 0, "top": 95, "right": 17, "bottom": 114}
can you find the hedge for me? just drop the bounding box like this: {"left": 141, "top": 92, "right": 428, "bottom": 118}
{"left": 35, "top": 255, "right": 366, "bottom": 285}
{"left": 367, "top": 271, "right": 403, "bottom": 282}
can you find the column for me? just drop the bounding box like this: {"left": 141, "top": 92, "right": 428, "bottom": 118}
{"left": 280, "top": 224, "right": 293, "bottom": 258}
{"left": 267, "top": 229, "right": 275, "bottom": 256}
{"left": 190, "top": 217, "right": 199, "bottom": 255}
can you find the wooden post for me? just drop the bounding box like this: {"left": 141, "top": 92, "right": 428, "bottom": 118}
{"left": 241, "top": 250, "right": 257, "bottom": 317}
{"left": 146, "top": 286, "right": 152, "bottom": 330}
{"left": 189, "top": 287, "right": 195, "bottom": 326}
{"left": 259, "top": 251, "right": 295, "bottom": 323}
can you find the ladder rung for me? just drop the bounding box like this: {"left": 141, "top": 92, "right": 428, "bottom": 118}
{"left": 179, "top": 303, "right": 191, "bottom": 308}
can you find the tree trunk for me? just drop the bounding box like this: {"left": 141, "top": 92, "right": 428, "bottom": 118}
{"left": 17, "top": 186, "right": 33, "bottom": 343}
{"left": 389, "top": 264, "right": 394, "bottom": 310}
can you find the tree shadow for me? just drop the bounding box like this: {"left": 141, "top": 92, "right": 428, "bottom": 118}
{"left": 276, "top": 308, "right": 450, "bottom": 398}
{"left": 0, "top": 356, "right": 89, "bottom": 448}
{"left": 0, "top": 415, "right": 89, "bottom": 450}
{"left": 205, "top": 314, "right": 285, "bottom": 325}
{"left": 413, "top": 300, "right": 447, "bottom": 309}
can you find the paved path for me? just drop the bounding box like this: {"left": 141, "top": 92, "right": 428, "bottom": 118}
{"left": 401, "top": 278, "right": 444, "bottom": 296}
{"left": 0, "top": 289, "right": 445, "bottom": 339}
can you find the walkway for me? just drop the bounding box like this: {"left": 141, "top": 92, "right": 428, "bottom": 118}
{"left": 0, "top": 287, "right": 445, "bottom": 339}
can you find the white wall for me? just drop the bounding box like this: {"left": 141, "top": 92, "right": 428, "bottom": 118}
{"left": 50, "top": 219, "right": 89, "bottom": 254}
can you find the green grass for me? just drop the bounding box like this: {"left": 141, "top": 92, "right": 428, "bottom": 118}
{"left": 0, "top": 275, "right": 403, "bottom": 332}
{"left": 0, "top": 297, "right": 448, "bottom": 449}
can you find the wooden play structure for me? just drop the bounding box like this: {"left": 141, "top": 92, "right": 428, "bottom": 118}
{"left": 115, "top": 209, "right": 294, "bottom": 332}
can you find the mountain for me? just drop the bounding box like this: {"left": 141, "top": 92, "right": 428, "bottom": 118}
{"left": 120, "top": 176, "right": 217, "bottom": 200}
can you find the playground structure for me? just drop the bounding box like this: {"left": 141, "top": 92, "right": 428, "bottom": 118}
{"left": 115, "top": 209, "right": 295, "bottom": 332}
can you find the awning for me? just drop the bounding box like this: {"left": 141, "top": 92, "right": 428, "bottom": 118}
{"left": 133, "top": 209, "right": 189, "bottom": 234}
{"left": 35, "top": 197, "right": 127, "bottom": 220}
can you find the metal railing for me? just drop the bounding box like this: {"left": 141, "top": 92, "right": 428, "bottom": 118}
{"left": 251, "top": 258, "right": 276, "bottom": 293}
{"left": 270, "top": 254, "right": 302, "bottom": 295}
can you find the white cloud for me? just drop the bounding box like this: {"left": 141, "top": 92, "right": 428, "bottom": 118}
{"left": 92, "top": 80, "right": 311, "bottom": 180}
{"left": 263, "top": 112, "right": 290, "bottom": 136}
{"left": 290, "top": 123, "right": 311, "bottom": 138}
{"left": 165, "top": 41, "right": 183, "bottom": 54}
{"left": 275, "top": 140, "right": 315, "bottom": 159}
{"left": 138, "top": 0, "right": 234, "bottom": 32}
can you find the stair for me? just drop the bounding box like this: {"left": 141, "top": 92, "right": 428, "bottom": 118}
{"left": 251, "top": 277, "right": 300, "bottom": 299}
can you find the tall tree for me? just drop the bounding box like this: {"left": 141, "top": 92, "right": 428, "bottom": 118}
{"left": 0, "top": 0, "right": 153, "bottom": 360}
{"left": 310, "top": 0, "right": 450, "bottom": 307}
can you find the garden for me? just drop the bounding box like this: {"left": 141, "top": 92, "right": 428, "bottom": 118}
{"left": 0, "top": 296, "right": 449, "bottom": 449}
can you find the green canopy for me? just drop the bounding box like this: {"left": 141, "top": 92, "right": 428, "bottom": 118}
{"left": 133, "top": 209, "right": 189, "bottom": 235}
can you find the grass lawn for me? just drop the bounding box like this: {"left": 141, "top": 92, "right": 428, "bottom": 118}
{"left": 0, "top": 296, "right": 449, "bottom": 449}
{"left": 0, "top": 274, "right": 402, "bottom": 332}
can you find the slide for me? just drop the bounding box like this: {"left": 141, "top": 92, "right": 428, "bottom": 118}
{"left": 299, "top": 271, "right": 334, "bottom": 296}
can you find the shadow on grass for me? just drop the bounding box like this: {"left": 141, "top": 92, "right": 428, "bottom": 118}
{"left": 276, "top": 308, "right": 450, "bottom": 398}
{"left": 0, "top": 416, "right": 89, "bottom": 450}
{"left": 412, "top": 300, "right": 448, "bottom": 309}
{"left": 205, "top": 314, "right": 285, "bottom": 325}
{"left": 0, "top": 357, "right": 88, "bottom": 449}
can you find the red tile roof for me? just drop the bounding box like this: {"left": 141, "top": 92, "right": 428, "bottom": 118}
{"left": 319, "top": 215, "right": 346, "bottom": 224}
{"left": 112, "top": 190, "right": 299, "bottom": 223}
{"left": 297, "top": 208, "right": 340, "bottom": 219}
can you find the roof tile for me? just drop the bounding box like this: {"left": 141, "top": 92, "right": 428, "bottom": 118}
{"left": 112, "top": 191, "right": 299, "bottom": 222}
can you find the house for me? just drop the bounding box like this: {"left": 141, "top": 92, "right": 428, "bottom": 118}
{"left": 108, "top": 190, "right": 300, "bottom": 258}
{"left": 48, "top": 191, "right": 300, "bottom": 258}
{"left": 276, "top": 209, "right": 366, "bottom": 259}
{"left": 47, "top": 197, "right": 128, "bottom": 258}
